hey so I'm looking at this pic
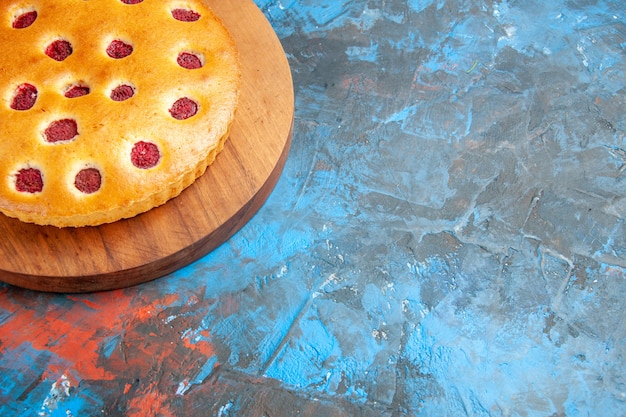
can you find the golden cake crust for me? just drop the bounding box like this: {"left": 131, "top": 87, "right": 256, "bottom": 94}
{"left": 0, "top": 0, "right": 241, "bottom": 227}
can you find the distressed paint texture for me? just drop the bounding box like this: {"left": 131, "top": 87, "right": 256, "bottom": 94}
{"left": 1, "top": 0, "right": 626, "bottom": 416}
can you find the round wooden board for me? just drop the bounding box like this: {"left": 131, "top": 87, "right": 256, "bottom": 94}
{"left": 0, "top": 0, "right": 293, "bottom": 293}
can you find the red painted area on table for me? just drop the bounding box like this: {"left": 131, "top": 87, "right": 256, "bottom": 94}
{"left": 66, "top": 295, "right": 101, "bottom": 310}
{"left": 0, "top": 288, "right": 132, "bottom": 381}
{"left": 0, "top": 286, "right": 219, "bottom": 411}
{"left": 125, "top": 382, "right": 176, "bottom": 417}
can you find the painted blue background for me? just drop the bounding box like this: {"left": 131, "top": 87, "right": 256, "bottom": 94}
{"left": 1, "top": 0, "right": 625, "bottom": 416}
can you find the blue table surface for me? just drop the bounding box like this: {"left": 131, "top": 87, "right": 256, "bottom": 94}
{"left": 1, "top": 1, "right": 625, "bottom": 416}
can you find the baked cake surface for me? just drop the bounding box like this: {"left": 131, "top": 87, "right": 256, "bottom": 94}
{"left": 0, "top": 0, "right": 241, "bottom": 227}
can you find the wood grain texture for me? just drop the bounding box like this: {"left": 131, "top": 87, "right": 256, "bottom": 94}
{"left": 0, "top": 0, "right": 293, "bottom": 293}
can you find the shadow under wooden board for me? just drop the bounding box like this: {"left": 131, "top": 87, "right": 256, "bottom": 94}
{"left": 0, "top": 0, "right": 294, "bottom": 293}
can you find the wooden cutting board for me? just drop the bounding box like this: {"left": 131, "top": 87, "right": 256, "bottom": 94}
{"left": 0, "top": 0, "right": 293, "bottom": 293}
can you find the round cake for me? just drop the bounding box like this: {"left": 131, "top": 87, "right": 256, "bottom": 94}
{"left": 0, "top": 0, "right": 241, "bottom": 227}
